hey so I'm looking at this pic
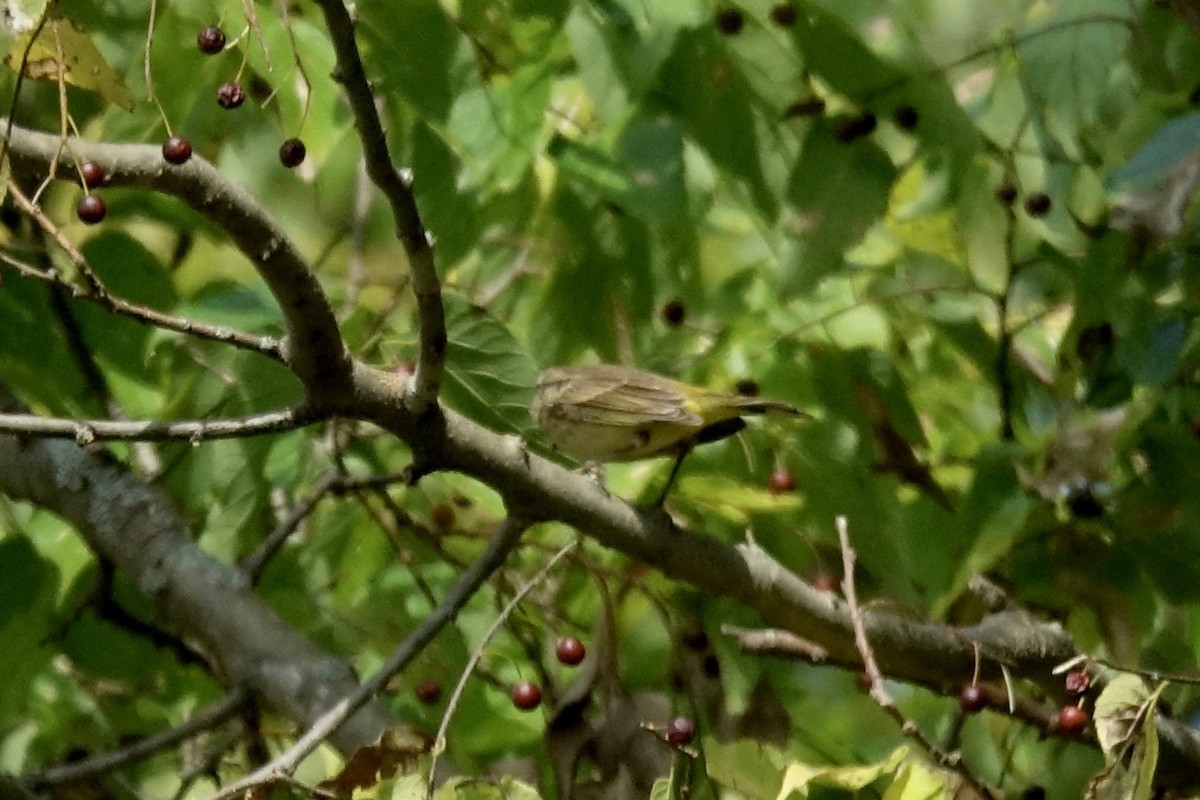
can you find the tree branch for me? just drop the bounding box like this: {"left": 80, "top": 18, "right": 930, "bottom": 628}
{"left": 0, "top": 404, "right": 322, "bottom": 443}
{"left": 207, "top": 515, "right": 529, "bottom": 800}
{"left": 313, "top": 0, "right": 447, "bottom": 412}
{"left": 28, "top": 689, "right": 249, "bottom": 787}
{"left": 1, "top": 121, "right": 349, "bottom": 392}
{"left": 0, "top": 383, "right": 397, "bottom": 759}
{"left": 0, "top": 190, "right": 283, "bottom": 361}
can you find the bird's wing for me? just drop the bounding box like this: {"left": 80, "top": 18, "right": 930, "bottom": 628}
{"left": 538, "top": 365, "right": 702, "bottom": 427}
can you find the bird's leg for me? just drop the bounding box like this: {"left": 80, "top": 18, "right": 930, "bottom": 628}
{"left": 580, "top": 460, "right": 609, "bottom": 494}
{"left": 655, "top": 447, "right": 691, "bottom": 507}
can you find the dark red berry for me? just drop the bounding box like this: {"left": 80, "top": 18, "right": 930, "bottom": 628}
{"left": 1024, "top": 193, "right": 1052, "bottom": 217}
{"left": 1057, "top": 704, "right": 1088, "bottom": 735}
{"left": 511, "top": 681, "right": 542, "bottom": 711}
{"left": 715, "top": 8, "right": 744, "bottom": 34}
{"left": 661, "top": 299, "right": 686, "bottom": 327}
{"left": 834, "top": 112, "right": 877, "bottom": 143}
{"left": 1064, "top": 669, "right": 1091, "bottom": 695}
{"left": 556, "top": 637, "right": 586, "bottom": 666}
{"left": 79, "top": 161, "right": 105, "bottom": 188}
{"left": 217, "top": 81, "right": 246, "bottom": 109}
{"left": 856, "top": 672, "right": 873, "bottom": 692}
{"left": 415, "top": 680, "right": 442, "bottom": 705}
{"left": 162, "top": 136, "right": 193, "bottom": 165}
{"left": 959, "top": 684, "right": 987, "bottom": 713}
{"left": 735, "top": 379, "right": 760, "bottom": 397}
{"left": 784, "top": 97, "right": 826, "bottom": 119}
{"left": 666, "top": 716, "right": 696, "bottom": 745}
{"left": 768, "top": 467, "right": 796, "bottom": 494}
{"left": 430, "top": 503, "right": 455, "bottom": 529}
{"left": 1065, "top": 484, "right": 1104, "bottom": 519}
{"left": 995, "top": 183, "right": 1018, "bottom": 205}
{"left": 76, "top": 194, "right": 106, "bottom": 225}
{"left": 197, "top": 26, "right": 226, "bottom": 55}
{"left": 811, "top": 573, "right": 838, "bottom": 592}
{"left": 279, "top": 137, "right": 307, "bottom": 168}
{"left": 1075, "top": 322, "right": 1115, "bottom": 362}
{"left": 769, "top": 3, "right": 796, "bottom": 26}
{"left": 893, "top": 104, "right": 919, "bottom": 130}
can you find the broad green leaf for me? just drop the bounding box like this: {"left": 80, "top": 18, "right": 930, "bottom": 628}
{"left": 781, "top": 122, "right": 896, "bottom": 296}
{"left": 442, "top": 291, "right": 539, "bottom": 436}
{"left": 704, "top": 738, "right": 787, "bottom": 799}
{"left": 1018, "top": 0, "right": 1130, "bottom": 134}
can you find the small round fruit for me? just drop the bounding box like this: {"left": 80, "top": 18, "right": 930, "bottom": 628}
{"left": 769, "top": 3, "right": 796, "bottom": 26}
{"left": 995, "top": 182, "right": 1018, "bottom": 205}
{"left": 1024, "top": 193, "right": 1052, "bottom": 217}
{"left": 768, "top": 467, "right": 796, "bottom": 494}
{"left": 784, "top": 97, "right": 825, "bottom": 119}
{"left": 735, "top": 379, "right": 760, "bottom": 397}
{"left": 666, "top": 716, "right": 696, "bottom": 745}
{"left": 834, "top": 112, "right": 877, "bottom": 143}
{"left": 1057, "top": 704, "right": 1088, "bottom": 735}
{"left": 660, "top": 299, "right": 686, "bottom": 327}
{"left": 556, "top": 637, "right": 586, "bottom": 666}
{"left": 511, "top": 681, "right": 542, "bottom": 711}
{"left": 430, "top": 503, "right": 455, "bottom": 529}
{"left": 1065, "top": 484, "right": 1104, "bottom": 519}
{"left": 893, "top": 104, "right": 919, "bottom": 130}
{"left": 279, "top": 137, "right": 307, "bottom": 168}
{"left": 959, "top": 684, "right": 987, "bottom": 713}
{"left": 162, "top": 135, "right": 193, "bottom": 165}
{"left": 79, "top": 160, "right": 105, "bottom": 188}
{"left": 76, "top": 194, "right": 106, "bottom": 225}
{"left": 217, "top": 81, "right": 246, "bottom": 109}
{"left": 415, "top": 680, "right": 442, "bottom": 705}
{"left": 197, "top": 26, "right": 226, "bottom": 55}
{"left": 714, "top": 8, "right": 744, "bottom": 34}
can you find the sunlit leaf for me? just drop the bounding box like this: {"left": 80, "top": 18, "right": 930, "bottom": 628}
{"left": 4, "top": 15, "right": 136, "bottom": 110}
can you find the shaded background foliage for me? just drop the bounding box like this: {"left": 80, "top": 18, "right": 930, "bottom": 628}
{"left": 2, "top": 0, "right": 1200, "bottom": 796}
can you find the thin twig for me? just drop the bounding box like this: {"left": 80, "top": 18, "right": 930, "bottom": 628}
{"left": 836, "top": 516, "right": 995, "bottom": 798}
{"left": 204, "top": 516, "right": 530, "bottom": 800}
{"left": 242, "top": 470, "right": 340, "bottom": 581}
{"left": 0, "top": 404, "right": 321, "bottom": 443}
{"left": 29, "top": 688, "right": 249, "bottom": 786}
{"left": 3, "top": 185, "right": 284, "bottom": 361}
{"left": 427, "top": 538, "right": 577, "bottom": 799}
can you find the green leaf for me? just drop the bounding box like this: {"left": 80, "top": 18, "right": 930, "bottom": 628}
{"left": 781, "top": 122, "right": 897, "bottom": 296}
{"left": 442, "top": 291, "right": 539, "bottom": 436}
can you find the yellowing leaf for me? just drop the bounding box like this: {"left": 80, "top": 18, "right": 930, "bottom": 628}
{"left": 1090, "top": 675, "right": 1165, "bottom": 800}
{"left": 777, "top": 746, "right": 912, "bottom": 798}
{"left": 4, "top": 15, "right": 135, "bottom": 110}
{"left": 885, "top": 163, "right": 967, "bottom": 268}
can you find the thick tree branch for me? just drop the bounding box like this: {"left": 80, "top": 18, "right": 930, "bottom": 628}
{"left": 0, "top": 121, "right": 350, "bottom": 393}
{"left": 342, "top": 362, "right": 1200, "bottom": 791}
{"left": 0, "top": 384, "right": 397, "bottom": 759}
{"left": 314, "top": 0, "right": 447, "bottom": 412}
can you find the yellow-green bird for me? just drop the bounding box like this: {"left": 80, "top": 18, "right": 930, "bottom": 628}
{"left": 532, "top": 363, "right": 804, "bottom": 503}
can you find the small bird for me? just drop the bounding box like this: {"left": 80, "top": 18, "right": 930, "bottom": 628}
{"left": 532, "top": 363, "right": 804, "bottom": 503}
